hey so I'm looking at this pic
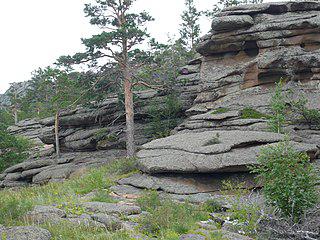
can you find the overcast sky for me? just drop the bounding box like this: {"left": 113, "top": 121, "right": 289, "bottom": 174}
{"left": 0, "top": 0, "right": 282, "bottom": 93}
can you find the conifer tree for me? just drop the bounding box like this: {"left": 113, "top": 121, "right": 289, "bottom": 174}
{"left": 58, "top": 0, "right": 154, "bottom": 157}
{"left": 179, "top": 0, "right": 201, "bottom": 50}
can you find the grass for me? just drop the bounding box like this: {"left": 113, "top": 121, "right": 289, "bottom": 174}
{"left": 221, "top": 180, "right": 263, "bottom": 237}
{"left": 42, "top": 223, "right": 132, "bottom": 240}
{"left": 91, "top": 189, "right": 118, "bottom": 203}
{"left": 240, "top": 107, "right": 270, "bottom": 119}
{"left": 137, "top": 191, "right": 209, "bottom": 238}
{"left": 203, "top": 133, "right": 221, "bottom": 146}
{"left": 0, "top": 158, "right": 260, "bottom": 239}
{"left": 211, "top": 108, "right": 230, "bottom": 115}
{"left": 0, "top": 158, "right": 138, "bottom": 226}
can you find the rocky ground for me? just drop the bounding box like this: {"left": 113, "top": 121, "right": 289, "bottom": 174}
{"left": 0, "top": 158, "right": 265, "bottom": 240}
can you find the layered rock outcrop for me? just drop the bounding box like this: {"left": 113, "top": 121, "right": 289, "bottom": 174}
{"left": 117, "top": 0, "right": 320, "bottom": 195}
{"left": 1, "top": 1, "right": 320, "bottom": 194}
{"left": 0, "top": 64, "right": 200, "bottom": 186}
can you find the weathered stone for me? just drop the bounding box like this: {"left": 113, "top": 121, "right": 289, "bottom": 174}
{"left": 32, "top": 206, "right": 66, "bottom": 218}
{"left": 211, "top": 15, "right": 254, "bottom": 32}
{"left": 91, "top": 214, "right": 122, "bottom": 230}
{"left": 82, "top": 202, "right": 141, "bottom": 215}
{"left": 110, "top": 184, "right": 144, "bottom": 197}
{"left": 1, "top": 180, "right": 29, "bottom": 188}
{"left": 32, "top": 164, "right": 76, "bottom": 184}
{"left": 137, "top": 131, "right": 317, "bottom": 174}
{"left": 23, "top": 206, "right": 66, "bottom": 225}
{"left": 4, "top": 173, "right": 22, "bottom": 181}
{"left": 190, "top": 111, "right": 240, "bottom": 121}
{"left": 0, "top": 226, "right": 52, "bottom": 240}
{"left": 197, "top": 220, "right": 219, "bottom": 230}
{"left": 180, "top": 234, "right": 206, "bottom": 240}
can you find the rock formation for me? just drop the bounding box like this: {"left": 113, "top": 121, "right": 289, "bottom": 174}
{"left": 0, "top": 80, "right": 198, "bottom": 186}
{"left": 1, "top": 1, "right": 320, "bottom": 196}
{"left": 117, "top": 0, "right": 320, "bottom": 195}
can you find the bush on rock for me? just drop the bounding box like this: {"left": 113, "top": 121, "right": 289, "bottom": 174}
{"left": 251, "top": 139, "right": 319, "bottom": 222}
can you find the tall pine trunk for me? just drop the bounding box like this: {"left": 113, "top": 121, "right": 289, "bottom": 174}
{"left": 13, "top": 107, "right": 18, "bottom": 124}
{"left": 54, "top": 110, "right": 61, "bottom": 158}
{"left": 123, "top": 66, "right": 135, "bottom": 157}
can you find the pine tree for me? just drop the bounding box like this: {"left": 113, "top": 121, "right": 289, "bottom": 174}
{"left": 58, "top": 0, "right": 154, "bottom": 157}
{"left": 179, "top": 0, "right": 201, "bottom": 50}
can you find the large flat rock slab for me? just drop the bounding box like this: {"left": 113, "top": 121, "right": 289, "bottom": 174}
{"left": 117, "top": 173, "right": 258, "bottom": 195}
{"left": 137, "top": 130, "right": 318, "bottom": 174}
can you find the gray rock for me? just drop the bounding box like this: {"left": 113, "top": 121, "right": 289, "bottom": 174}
{"left": 110, "top": 184, "right": 144, "bottom": 196}
{"left": 121, "top": 221, "right": 140, "bottom": 231}
{"left": 83, "top": 202, "right": 141, "bottom": 215}
{"left": 91, "top": 214, "right": 122, "bottom": 230}
{"left": 211, "top": 15, "right": 254, "bottom": 32}
{"left": 32, "top": 206, "right": 66, "bottom": 218}
{"left": 1, "top": 180, "right": 29, "bottom": 188}
{"left": 179, "top": 64, "right": 201, "bottom": 75}
{"left": 0, "top": 226, "right": 52, "bottom": 240}
{"left": 4, "top": 173, "right": 22, "bottom": 181}
{"left": 190, "top": 111, "right": 240, "bottom": 121}
{"left": 23, "top": 206, "right": 66, "bottom": 225}
{"left": 32, "top": 164, "right": 75, "bottom": 184}
{"left": 137, "top": 131, "right": 317, "bottom": 173}
{"left": 180, "top": 234, "right": 206, "bottom": 240}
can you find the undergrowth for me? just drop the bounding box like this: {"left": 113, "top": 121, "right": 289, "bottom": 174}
{"left": 0, "top": 158, "right": 138, "bottom": 226}
{"left": 137, "top": 191, "right": 208, "bottom": 238}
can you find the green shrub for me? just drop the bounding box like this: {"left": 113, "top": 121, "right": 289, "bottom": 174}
{"left": 203, "top": 199, "right": 224, "bottom": 213}
{"left": 240, "top": 107, "right": 269, "bottom": 119}
{"left": 146, "top": 94, "right": 183, "bottom": 139}
{"left": 0, "top": 109, "right": 14, "bottom": 130}
{"left": 251, "top": 140, "right": 318, "bottom": 222}
{"left": 0, "top": 129, "right": 30, "bottom": 172}
{"left": 268, "top": 79, "right": 287, "bottom": 133}
{"left": 289, "top": 97, "right": 320, "bottom": 129}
